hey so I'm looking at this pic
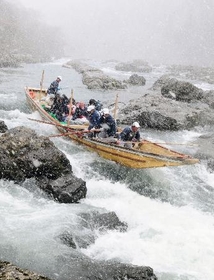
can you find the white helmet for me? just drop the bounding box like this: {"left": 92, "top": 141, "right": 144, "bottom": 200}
{"left": 87, "top": 105, "right": 95, "bottom": 112}
{"left": 102, "top": 108, "right": 109, "bottom": 115}
{"left": 132, "top": 121, "right": 140, "bottom": 128}
{"left": 57, "top": 76, "right": 62, "bottom": 81}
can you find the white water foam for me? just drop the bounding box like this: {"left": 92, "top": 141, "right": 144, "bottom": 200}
{"left": 81, "top": 178, "right": 214, "bottom": 280}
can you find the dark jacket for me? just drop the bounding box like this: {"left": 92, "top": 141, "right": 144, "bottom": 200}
{"left": 47, "top": 80, "right": 60, "bottom": 95}
{"left": 51, "top": 95, "right": 69, "bottom": 122}
{"left": 98, "top": 114, "right": 117, "bottom": 137}
{"left": 72, "top": 107, "right": 88, "bottom": 120}
{"left": 87, "top": 110, "right": 101, "bottom": 130}
{"left": 119, "top": 126, "right": 140, "bottom": 141}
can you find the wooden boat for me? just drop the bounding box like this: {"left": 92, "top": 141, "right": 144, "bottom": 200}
{"left": 25, "top": 86, "right": 199, "bottom": 169}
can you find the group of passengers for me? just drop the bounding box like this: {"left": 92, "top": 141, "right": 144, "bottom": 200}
{"left": 45, "top": 76, "right": 141, "bottom": 146}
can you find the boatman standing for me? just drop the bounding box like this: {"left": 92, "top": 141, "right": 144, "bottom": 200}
{"left": 47, "top": 76, "right": 62, "bottom": 97}
{"left": 45, "top": 75, "right": 62, "bottom": 105}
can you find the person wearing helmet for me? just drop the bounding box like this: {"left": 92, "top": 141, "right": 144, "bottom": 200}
{"left": 117, "top": 121, "right": 141, "bottom": 148}
{"left": 98, "top": 108, "right": 117, "bottom": 138}
{"left": 47, "top": 76, "right": 62, "bottom": 97}
{"left": 86, "top": 105, "right": 101, "bottom": 137}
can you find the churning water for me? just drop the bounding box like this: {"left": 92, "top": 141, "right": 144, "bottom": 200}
{"left": 0, "top": 59, "right": 214, "bottom": 280}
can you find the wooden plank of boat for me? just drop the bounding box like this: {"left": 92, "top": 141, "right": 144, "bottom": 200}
{"left": 25, "top": 86, "right": 199, "bottom": 169}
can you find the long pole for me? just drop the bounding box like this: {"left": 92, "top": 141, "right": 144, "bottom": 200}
{"left": 39, "top": 70, "right": 45, "bottom": 100}
{"left": 28, "top": 118, "right": 74, "bottom": 131}
{"left": 67, "top": 89, "right": 74, "bottom": 126}
{"left": 113, "top": 93, "right": 119, "bottom": 120}
{"left": 48, "top": 128, "right": 102, "bottom": 138}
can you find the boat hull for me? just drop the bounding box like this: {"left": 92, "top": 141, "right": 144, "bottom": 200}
{"left": 25, "top": 87, "right": 199, "bottom": 169}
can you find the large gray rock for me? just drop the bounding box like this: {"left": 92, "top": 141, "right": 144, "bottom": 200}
{"left": 150, "top": 74, "right": 176, "bottom": 91}
{"left": 161, "top": 79, "right": 203, "bottom": 101}
{"left": 0, "top": 126, "right": 86, "bottom": 203}
{"left": 118, "top": 92, "right": 214, "bottom": 130}
{"left": 166, "top": 64, "right": 214, "bottom": 84}
{"left": 150, "top": 75, "right": 203, "bottom": 101}
{"left": 58, "top": 211, "right": 128, "bottom": 249}
{"left": 66, "top": 60, "right": 127, "bottom": 90}
{"left": 82, "top": 70, "right": 126, "bottom": 90}
{"left": 53, "top": 256, "right": 157, "bottom": 280}
{"left": 127, "top": 74, "right": 146, "bottom": 86}
{"left": 194, "top": 132, "right": 214, "bottom": 171}
{"left": 0, "top": 261, "right": 51, "bottom": 280}
{"left": 0, "top": 257, "right": 157, "bottom": 280}
{"left": 115, "top": 59, "right": 152, "bottom": 73}
{"left": 201, "top": 90, "right": 214, "bottom": 109}
{"left": 0, "top": 120, "right": 8, "bottom": 133}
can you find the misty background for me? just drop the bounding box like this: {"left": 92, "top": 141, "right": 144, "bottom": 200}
{"left": 4, "top": 0, "right": 214, "bottom": 66}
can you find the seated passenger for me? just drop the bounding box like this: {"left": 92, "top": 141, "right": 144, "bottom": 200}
{"left": 86, "top": 105, "right": 101, "bottom": 137}
{"left": 118, "top": 121, "right": 141, "bottom": 148}
{"left": 50, "top": 94, "right": 69, "bottom": 122}
{"left": 98, "top": 108, "right": 117, "bottom": 138}
{"left": 44, "top": 95, "right": 55, "bottom": 111}
{"left": 66, "top": 98, "right": 77, "bottom": 120}
{"left": 69, "top": 102, "right": 88, "bottom": 124}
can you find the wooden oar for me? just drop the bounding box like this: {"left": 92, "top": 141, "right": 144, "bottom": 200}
{"left": 28, "top": 118, "right": 75, "bottom": 131}
{"left": 48, "top": 131, "right": 84, "bottom": 138}
{"left": 48, "top": 128, "right": 102, "bottom": 138}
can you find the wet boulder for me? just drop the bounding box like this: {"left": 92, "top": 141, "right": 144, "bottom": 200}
{"left": 58, "top": 210, "right": 128, "bottom": 249}
{"left": 81, "top": 261, "right": 157, "bottom": 280}
{"left": 194, "top": 132, "right": 214, "bottom": 171}
{"left": 0, "top": 126, "right": 86, "bottom": 203}
{"left": 52, "top": 253, "right": 157, "bottom": 280}
{"left": 80, "top": 211, "right": 128, "bottom": 232}
{"left": 166, "top": 64, "right": 214, "bottom": 84}
{"left": 82, "top": 70, "right": 126, "bottom": 90}
{"left": 66, "top": 60, "right": 127, "bottom": 90}
{"left": 118, "top": 92, "right": 214, "bottom": 130}
{"left": 0, "top": 120, "right": 8, "bottom": 133}
{"left": 161, "top": 79, "right": 203, "bottom": 102}
{"left": 151, "top": 75, "right": 204, "bottom": 102}
{"left": 201, "top": 90, "right": 214, "bottom": 109}
{"left": 0, "top": 261, "right": 51, "bottom": 280}
{"left": 150, "top": 74, "right": 176, "bottom": 91}
{"left": 115, "top": 59, "right": 152, "bottom": 73}
{"left": 127, "top": 74, "right": 146, "bottom": 86}
{"left": 1, "top": 257, "right": 157, "bottom": 280}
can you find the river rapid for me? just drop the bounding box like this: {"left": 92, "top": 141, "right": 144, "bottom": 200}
{"left": 0, "top": 59, "right": 214, "bottom": 280}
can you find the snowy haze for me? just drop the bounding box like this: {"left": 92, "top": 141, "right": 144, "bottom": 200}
{"left": 17, "top": 0, "right": 214, "bottom": 66}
